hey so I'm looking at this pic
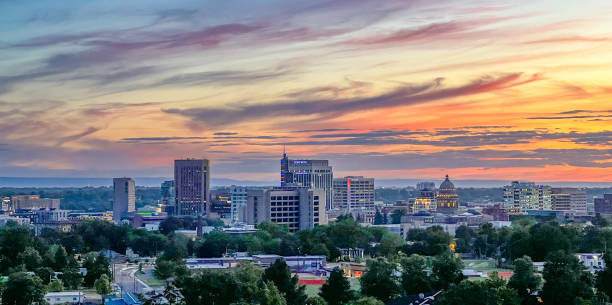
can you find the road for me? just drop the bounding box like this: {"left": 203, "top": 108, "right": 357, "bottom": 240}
{"left": 114, "top": 264, "right": 151, "bottom": 294}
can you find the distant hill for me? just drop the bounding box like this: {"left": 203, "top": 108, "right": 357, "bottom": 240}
{"left": 0, "top": 177, "right": 276, "bottom": 188}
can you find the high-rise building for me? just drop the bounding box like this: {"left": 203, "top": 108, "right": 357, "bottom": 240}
{"left": 281, "top": 150, "right": 333, "bottom": 209}
{"left": 230, "top": 185, "right": 248, "bottom": 223}
{"left": 551, "top": 188, "right": 587, "bottom": 216}
{"left": 210, "top": 189, "right": 232, "bottom": 220}
{"left": 174, "top": 159, "right": 210, "bottom": 217}
{"left": 333, "top": 176, "right": 375, "bottom": 211}
{"left": 595, "top": 194, "right": 612, "bottom": 215}
{"left": 113, "top": 178, "right": 136, "bottom": 223}
{"left": 503, "top": 181, "right": 552, "bottom": 211}
{"left": 161, "top": 180, "right": 175, "bottom": 202}
{"left": 246, "top": 187, "right": 327, "bottom": 232}
{"left": 160, "top": 180, "right": 176, "bottom": 214}
{"left": 436, "top": 175, "right": 459, "bottom": 214}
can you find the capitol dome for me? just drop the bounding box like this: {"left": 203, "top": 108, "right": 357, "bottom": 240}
{"left": 439, "top": 175, "right": 456, "bottom": 191}
{"left": 436, "top": 175, "right": 459, "bottom": 214}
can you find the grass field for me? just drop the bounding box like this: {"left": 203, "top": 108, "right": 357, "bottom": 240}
{"left": 463, "top": 259, "right": 513, "bottom": 281}
{"left": 304, "top": 278, "right": 361, "bottom": 297}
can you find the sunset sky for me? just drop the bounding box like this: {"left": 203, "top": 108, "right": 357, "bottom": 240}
{"left": 1, "top": 0, "right": 612, "bottom": 183}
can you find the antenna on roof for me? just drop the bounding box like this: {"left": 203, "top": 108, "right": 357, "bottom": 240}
{"left": 282, "top": 144, "right": 286, "bottom": 158}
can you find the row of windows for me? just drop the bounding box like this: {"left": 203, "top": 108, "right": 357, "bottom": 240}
{"left": 271, "top": 196, "right": 297, "bottom": 200}
{"left": 271, "top": 207, "right": 298, "bottom": 211}
{"left": 272, "top": 213, "right": 299, "bottom": 217}
{"left": 271, "top": 218, "right": 299, "bottom": 223}
{"left": 271, "top": 202, "right": 299, "bottom": 207}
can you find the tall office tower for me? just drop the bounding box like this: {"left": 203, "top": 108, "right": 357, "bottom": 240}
{"left": 503, "top": 181, "right": 552, "bottom": 211}
{"left": 174, "top": 159, "right": 210, "bottom": 217}
{"left": 113, "top": 178, "right": 136, "bottom": 223}
{"left": 333, "top": 176, "right": 375, "bottom": 211}
{"left": 160, "top": 180, "right": 176, "bottom": 214}
{"left": 551, "top": 188, "right": 587, "bottom": 216}
{"left": 595, "top": 194, "right": 612, "bottom": 215}
{"left": 413, "top": 182, "right": 437, "bottom": 213}
{"left": 246, "top": 187, "right": 327, "bottom": 232}
{"left": 281, "top": 150, "right": 333, "bottom": 209}
{"left": 436, "top": 175, "right": 459, "bottom": 214}
{"left": 230, "top": 185, "right": 248, "bottom": 223}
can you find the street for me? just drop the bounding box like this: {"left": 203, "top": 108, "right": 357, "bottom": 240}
{"left": 114, "top": 264, "right": 152, "bottom": 294}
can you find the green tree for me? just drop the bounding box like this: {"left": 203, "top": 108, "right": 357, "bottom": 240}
{"left": 17, "top": 247, "right": 42, "bottom": 270}
{"left": 320, "top": 269, "right": 353, "bottom": 305}
{"left": 348, "top": 296, "right": 384, "bottom": 305}
{"left": 62, "top": 267, "right": 84, "bottom": 290}
{"left": 378, "top": 232, "right": 404, "bottom": 257}
{"left": 306, "top": 296, "right": 327, "bottom": 305}
{"left": 263, "top": 259, "right": 307, "bottom": 305}
{"left": 508, "top": 256, "right": 541, "bottom": 305}
{"left": 360, "top": 258, "right": 400, "bottom": 302}
{"left": 83, "top": 252, "right": 110, "bottom": 287}
{"left": 95, "top": 274, "right": 113, "bottom": 303}
{"left": 155, "top": 258, "right": 177, "bottom": 279}
{"left": 437, "top": 280, "right": 519, "bottom": 305}
{"left": 177, "top": 270, "right": 241, "bottom": 305}
{"left": 262, "top": 281, "right": 288, "bottom": 305}
{"left": 431, "top": 253, "right": 464, "bottom": 290}
{"left": 400, "top": 254, "right": 431, "bottom": 295}
{"left": 541, "top": 251, "right": 594, "bottom": 305}
{"left": 48, "top": 278, "right": 64, "bottom": 292}
{"left": 34, "top": 266, "right": 55, "bottom": 284}
{"left": 0, "top": 225, "right": 36, "bottom": 274}
{"left": 53, "top": 245, "right": 69, "bottom": 270}
{"left": 595, "top": 253, "right": 612, "bottom": 300}
{"left": 454, "top": 225, "right": 476, "bottom": 253}
{"left": 1, "top": 272, "right": 47, "bottom": 305}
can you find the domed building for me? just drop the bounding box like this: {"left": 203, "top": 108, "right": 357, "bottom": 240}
{"left": 436, "top": 175, "right": 459, "bottom": 214}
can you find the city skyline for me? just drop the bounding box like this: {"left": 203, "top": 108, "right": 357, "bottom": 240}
{"left": 2, "top": 1, "right": 612, "bottom": 182}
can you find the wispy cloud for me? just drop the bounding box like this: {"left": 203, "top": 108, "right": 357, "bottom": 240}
{"left": 56, "top": 127, "right": 100, "bottom": 146}
{"left": 523, "top": 35, "right": 611, "bottom": 44}
{"left": 164, "top": 73, "right": 542, "bottom": 127}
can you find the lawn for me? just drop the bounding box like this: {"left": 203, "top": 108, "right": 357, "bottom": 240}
{"left": 304, "top": 278, "right": 361, "bottom": 297}
{"left": 463, "top": 259, "right": 513, "bottom": 280}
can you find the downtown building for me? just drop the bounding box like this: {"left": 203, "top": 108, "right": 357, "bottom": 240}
{"left": 281, "top": 151, "right": 333, "bottom": 209}
{"left": 413, "top": 182, "right": 437, "bottom": 213}
{"left": 436, "top": 175, "right": 459, "bottom": 214}
{"left": 160, "top": 180, "right": 176, "bottom": 214}
{"left": 210, "top": 189, "right": 232, "bottom": 220}
{"left": 174, "top": 159, "right": 210, "bottom": 217}
{"left": 113, "top": 177, "right": 136, "bottom": 224}
{"left": 332, "top": 176, "right": 375, "bottom": 211}
{"left": 10, "top": 195, "right": 60, "bottom": 211}
{"left": 230, "top": 185, "right": 248, "bottom": 223}
{"left": 246, "top": 187, "right": 328, "bottom": 232}
{"left": 595, "top": 194, "right": 612, "bottom": 215}
{"left": 551, "top": 188, "right": 588, "bottom": 216}
{"left": 503, "top": 181, "right": 552, "bottom": 211}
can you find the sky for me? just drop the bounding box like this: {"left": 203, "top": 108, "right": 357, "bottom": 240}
{"left": 1, "top": 0, "right": 612, "bottom": 184}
